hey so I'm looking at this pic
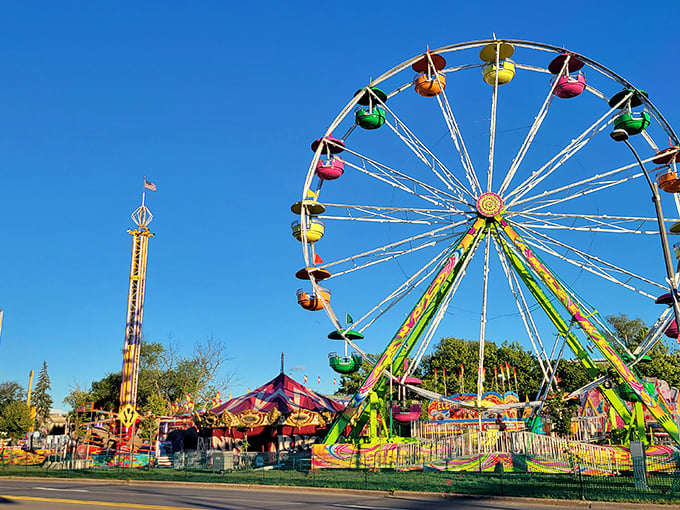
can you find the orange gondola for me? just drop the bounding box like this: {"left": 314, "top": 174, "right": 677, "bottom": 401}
{"left": 656, "top": 168, "right": 680, "bottom": 193}
{"left": 296, "top": 287, "right": 331, "bottom": 311}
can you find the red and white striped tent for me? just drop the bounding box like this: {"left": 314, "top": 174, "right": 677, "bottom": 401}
{"left": 213, "top": 372, "right": 344, "bottom": 419}
{"left": 206, "top": 373, "right": 346, "bottom": 452}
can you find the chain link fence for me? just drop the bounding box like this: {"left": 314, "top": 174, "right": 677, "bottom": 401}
{"left": 2, "top": 440, "right": 680, "bottom": 503}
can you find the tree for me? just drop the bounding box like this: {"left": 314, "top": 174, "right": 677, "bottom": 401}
{"left": 62, "top": 384, "right": 93, "bottom": 418}
{"left": 32, "top": 361, "right": 53, "bottom": 430}
{"left": 636, "top": 341, "right": 680, "bottom": 389}
{"left": 0, "top": 381, "right": 25, "bottom": 410}
{"left": 421, "top": 337, "right": 542, "bottom": 401}
{"left": 89, "top": 372, "right": 121, "bottom": 411}
{"left": 555, "top": 360, "right": 591, "bottom": 396}
{"left": 0, "top": 401, "right": 32, "bottom": 444}
{"left": 606, "top": 314, "right": 648, "bottom": 351}
{"left": 542, "top": 394, "right": 577, "bottom": 436}
{"left": 606, "top": 313, "right": 680, "bottom": 388}
{"left": 73, "top": 337, "right": 234, "bottom": 416}
{"left": 142, "top": 336, "right": 232, "bottom": 409}
{"left": 62, "top": 384, "right": 94, "bottom": 456}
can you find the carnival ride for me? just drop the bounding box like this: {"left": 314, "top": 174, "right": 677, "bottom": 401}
{"left": 118, "top": 186, "right": 154, "bottom": 442}
{"left": 292, "top": 39, "right": 680, "bottom": 446}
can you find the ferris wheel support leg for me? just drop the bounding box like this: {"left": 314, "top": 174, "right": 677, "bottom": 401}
{"left": 496, "top": 233, "right": 634, "bottom": 427}
{"left": 629, "top": 402, "right": 647, "bottom": 444}
{"left": 323, "top": 218, "right": 486, "bottom": 444}
{"left": 615, "top": 135, "right": 680, "bottom": 339}
{"left": 499, "top": 218, "right": 680, "bottom": 445}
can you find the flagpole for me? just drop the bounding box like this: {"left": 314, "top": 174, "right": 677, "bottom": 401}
{"left": 142, "top": 176, "right": 146, "bottom": 208}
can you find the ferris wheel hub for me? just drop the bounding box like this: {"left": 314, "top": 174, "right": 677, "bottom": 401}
{"left": 476, "top": 192, "right": 504, "bottom": 218}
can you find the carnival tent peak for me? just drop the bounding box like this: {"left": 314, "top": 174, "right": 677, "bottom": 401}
{"left": 211, "top": 372, "right": 345, "bottom": 417}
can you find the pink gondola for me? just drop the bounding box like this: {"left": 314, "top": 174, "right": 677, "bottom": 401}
{"left": 548, "top": 53, "right": 586, "bottom": 99}
{"left": 552, "top": 73, "right": 586, "bottom": 99}
{"left": 392, "top": 403, "right": 422, "bottom": 422}
{"left": 315, "top": 157, "right": 345, "bottom": 180}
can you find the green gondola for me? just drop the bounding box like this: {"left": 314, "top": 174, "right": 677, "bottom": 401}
{"left": 329, "top": 353, "right": 363, "bottom": 374}
{"left": 613, "top": 111, "right": 650, "bottom": 136}
{"left": 355, "top": 107, "right": 386, "bottom": 130}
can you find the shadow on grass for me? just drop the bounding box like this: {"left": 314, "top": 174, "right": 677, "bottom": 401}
{"left": 2, "top": 465, "right": 680, "bottom": 504}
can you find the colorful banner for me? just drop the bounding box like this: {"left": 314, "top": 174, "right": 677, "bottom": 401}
{"left": 312, "top": 441, "right": 677, "bottom": 474}
{"left": 427, "top": 391, "right": 521, "bottom": 428}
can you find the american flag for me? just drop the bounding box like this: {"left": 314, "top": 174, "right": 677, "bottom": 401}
{"left": 144, "top": 180, "right": 157, "bottom": 191}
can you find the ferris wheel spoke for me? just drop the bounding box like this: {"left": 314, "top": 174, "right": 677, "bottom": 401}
{"left": 434, "top": 79, "right": 483, "bottom": 196}
{"left": 498, "top": 60, "right": 572, "bottom": 196}
{"left": 511, "top": 162, "right": 644, "bottom": 210}
{"left": 521, "top": 174, "right": 643, "bottom": 214}
{"left": 408, "top": 231, "right": 483, "bottom": 376}
{"left": 477, "top": 234, "right": 491, "bottom": 406}
{"left": 492, "top": 234, "right": 553, "bottom": 384}
{"left": 510, "top": 211, "right": 676, "bottom": 235}
{"left": 506, "top": 93, "right": 633, "bottom": 206}
{"left": 486, "top": 48, "right": 501, "bottom": 192}
{"left": 321, "top": 220, "right": 470, "bottom": 277}
{"left": 341, "top": 147, "right": 473, "bottom": 210}
{"left": 321, "top": 203, "right": 471, "bottom": 225}
{"left": 376, "top": 99, "right": 476, "bottom": 200}
{"left": 519, "top": 223, "right": 662, "bottom": 290}
{"left": 516, "top": 224, "right": 664, "bottom": 296}
{"left": 354, "top": 229, "right": 484, "bottom": 336}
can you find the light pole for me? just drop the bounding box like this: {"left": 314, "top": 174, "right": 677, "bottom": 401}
{"left": 610, "top": 128, "right": 680, "bottom": 336}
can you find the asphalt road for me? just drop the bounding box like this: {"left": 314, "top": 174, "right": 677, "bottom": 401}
{"left": 0, "top": 478, "right": 656, "bottom": 509}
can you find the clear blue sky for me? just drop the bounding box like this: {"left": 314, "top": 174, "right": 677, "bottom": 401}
{"left": 1, "top": 1, "right": 680, "bottom": 409}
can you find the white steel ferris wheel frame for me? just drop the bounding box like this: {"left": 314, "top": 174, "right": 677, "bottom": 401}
{"left": 296, "top": 39, "right": 680, "bottom": 440}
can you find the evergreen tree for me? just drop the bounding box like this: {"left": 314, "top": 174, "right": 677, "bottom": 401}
{"left": 33, "top": 361, "right": 53, "bottom": 430}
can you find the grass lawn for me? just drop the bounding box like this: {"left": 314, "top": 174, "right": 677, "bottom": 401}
{"left": 2, "top": 464, "right": 680, "bottom": 503}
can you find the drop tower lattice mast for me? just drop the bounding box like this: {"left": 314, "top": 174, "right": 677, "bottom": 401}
{"left": 119, "top": 188, "right": 154, "bottom": 421}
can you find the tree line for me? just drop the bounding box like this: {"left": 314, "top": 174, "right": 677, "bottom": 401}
{"left": 0, "top": 337, "right": 231, "bottom": 445}
{"left": 336, "top": 314, "right": 680, "bottom": 403}
{"left": 64, "top": 337, "right": 232, "bottom": 417}
{"left": 0, "top": 361, "right": 52, "bottom": 445}
{"left": 3, "top": 314, "right": 680, "bottom": 444}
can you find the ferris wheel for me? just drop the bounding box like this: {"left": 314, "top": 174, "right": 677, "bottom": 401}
{"left": 291, "top": 39, "right": 680, "bottom": 443}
